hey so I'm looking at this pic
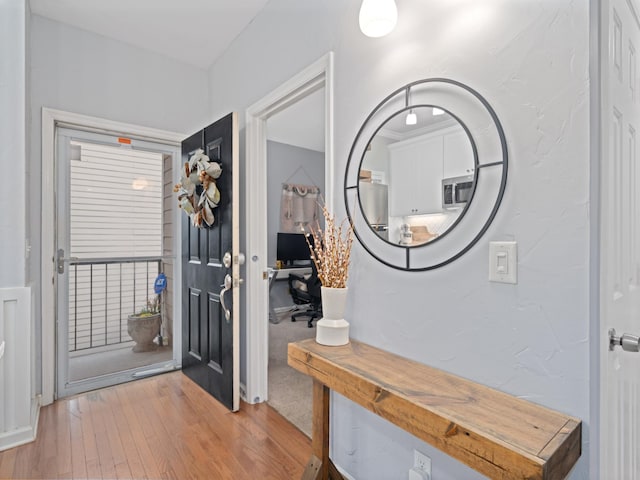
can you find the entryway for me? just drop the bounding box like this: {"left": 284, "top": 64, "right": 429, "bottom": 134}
{"left": 42, "top": 110, "right": 183, "bottom": 401}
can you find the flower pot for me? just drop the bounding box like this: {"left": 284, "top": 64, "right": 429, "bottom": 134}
{"left": 127, "top": 313, "right": 161, "bottom": 352}
{"left": 316, "top": 286, "right": 349, "bottom": 346}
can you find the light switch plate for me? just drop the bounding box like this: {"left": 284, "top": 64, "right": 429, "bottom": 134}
{"left": 489, "top": 241, "right": 517, "bottom": 284}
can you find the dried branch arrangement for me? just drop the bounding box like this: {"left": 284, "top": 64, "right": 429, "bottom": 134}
{"left": 306, "top": 206, "right": 354, "bottom": 288}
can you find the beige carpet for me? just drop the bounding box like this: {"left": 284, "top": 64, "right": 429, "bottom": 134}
{"left": 268, "top": 310, "right": 316, "bottom": 437}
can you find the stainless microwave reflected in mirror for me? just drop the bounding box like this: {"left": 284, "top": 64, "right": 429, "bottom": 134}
{"left": 358, "top": 106, "right": 476, "bottom": 247}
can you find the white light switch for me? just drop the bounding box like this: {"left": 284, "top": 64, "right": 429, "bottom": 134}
{"left": 489, "top": 241, "right": 517, "bottom": 284}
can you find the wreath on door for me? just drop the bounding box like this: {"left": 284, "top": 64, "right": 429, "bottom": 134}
{"left": 174, "top": 149, "right": 222, "bottom": 227}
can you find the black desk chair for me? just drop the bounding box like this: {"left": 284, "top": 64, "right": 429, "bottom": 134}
{"left": 287, "top": 265, "right": 322, "bottom": 328}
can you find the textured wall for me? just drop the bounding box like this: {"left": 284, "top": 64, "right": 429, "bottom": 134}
{"left": 208, "top": 1, "right": 590, "bottom": 478}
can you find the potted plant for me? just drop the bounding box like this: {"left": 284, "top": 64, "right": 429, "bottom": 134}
{"left": 127, "top": 295, "right": 162, "bottom": 352}
{"left": 306, "top": 206, "right": 354, "bottom": 346}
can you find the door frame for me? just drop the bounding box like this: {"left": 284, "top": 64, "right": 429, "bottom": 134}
{"left": 41, "top": 108, "right": 185, "bottom": 405}
{"left": 590, "top": 0, "right": 602, "bottom": 475}
{"left": 244, "top": 52, "right": 334, "bottom": 403}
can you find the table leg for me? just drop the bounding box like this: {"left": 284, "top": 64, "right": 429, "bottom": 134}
{"left": 301, "top": 380, "right": 345, "bottom": 480}
{"left": 313, "top": 380, "right": 330, "bottom": 476}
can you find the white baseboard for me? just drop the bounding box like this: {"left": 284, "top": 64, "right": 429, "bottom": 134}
{"left": 240, "top": 381, "right": 248, "bottom": 402}
{"left": 0, "top": 396, "right": 40, "bottom": 452}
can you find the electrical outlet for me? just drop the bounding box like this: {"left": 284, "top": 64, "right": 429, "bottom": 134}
{"left": 414, "top": 450, "right": 431, "bottom": 473}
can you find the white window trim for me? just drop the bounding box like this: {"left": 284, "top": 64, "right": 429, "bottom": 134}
{"left": 41, "top": 108, "right": 185, "bottom": 405}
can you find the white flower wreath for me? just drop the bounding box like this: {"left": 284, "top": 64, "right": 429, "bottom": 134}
{"left": 174, "top": 148, "right": 222, "bottom": 227}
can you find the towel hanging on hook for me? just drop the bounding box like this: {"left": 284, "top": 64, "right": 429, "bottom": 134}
{"left": 280, "top": 181, "right": 321, "bottom": 233}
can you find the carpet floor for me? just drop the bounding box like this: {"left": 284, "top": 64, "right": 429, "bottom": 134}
{"left": 268, "top": 309, "right": 316, "bottom": 437}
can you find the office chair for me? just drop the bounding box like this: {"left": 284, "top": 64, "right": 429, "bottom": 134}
{"left": 287, "top": 264, "right": 322, "bottom": 328}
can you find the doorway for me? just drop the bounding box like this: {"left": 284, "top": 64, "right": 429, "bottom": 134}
{"left": 244, "top": 53, "right": 334, "bottom": 409}
{"left": 41, "top": 109, "right": 185, "bottom": 405}
{"left": 55, "top": 127, "right": 180, "bottom": 398}
{"left": 265, "top": 87, "right": 326, "bottom": 434}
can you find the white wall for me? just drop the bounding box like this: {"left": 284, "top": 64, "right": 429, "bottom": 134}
{"left": 267, "top": 141, "right": 325, "bottom": 308}
{"left": 28, "top": 15, "right": 211, "bottom": 393}
{"left": 0, "top": 0, "right": 27, "bottom": 289}
{"left": 267, "top": 140, "right": 325, "bottom": 265}
{"left": 209, "top": 1, "right": 590, "bottom": 479}
{"left": 0, "top": 0, "right": 38, "bottom": 452}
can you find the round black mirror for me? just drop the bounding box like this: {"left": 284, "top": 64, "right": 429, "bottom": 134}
{"left": 344, "top": 79, "right": 508, "bottom": 271}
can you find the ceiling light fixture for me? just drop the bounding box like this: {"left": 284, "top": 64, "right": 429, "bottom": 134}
{"left": 359, "top": 0, "right": 398, "bottom": 38}
{"left": 432, "top": 107, "right": 445, "bottom": 116}
{"left": 405, "top": 87, "right": 417, "bottom": 125}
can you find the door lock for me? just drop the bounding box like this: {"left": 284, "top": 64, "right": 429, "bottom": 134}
{"left": 223, "top": 252, "right": 246, "bottom": 269}
{"left": 609, "top": 328, "right": 640, "bottom": 352}
{"left": 57, "top": 249, "right": 79, "bottom": 274}
{"left": 223, "top": 252, "right": 232, "bottom": 268}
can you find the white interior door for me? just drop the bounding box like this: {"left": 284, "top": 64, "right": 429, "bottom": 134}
{"left": 600, "top": 0, "right": 640, "bottom": 477}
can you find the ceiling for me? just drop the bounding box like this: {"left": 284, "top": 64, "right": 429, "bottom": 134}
{"left": 29, "top": 0, "right": 325, "bottom": 152}
{"left": 29, "top": 0, "right": 270, "bottom": 68}
{"left": 380, "top": 107, "right": 457, "bottom": 142}
{"left": 267, "top": 88, "right": 325, "bottom": 153}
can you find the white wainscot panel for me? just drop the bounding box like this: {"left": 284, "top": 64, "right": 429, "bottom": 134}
{"left": 0, "top": 287, "right": 40, "bottom": 451}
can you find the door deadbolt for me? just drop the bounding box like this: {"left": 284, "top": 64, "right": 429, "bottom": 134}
{"left": 223, "top": 252, "right": 232, "bottom": 268}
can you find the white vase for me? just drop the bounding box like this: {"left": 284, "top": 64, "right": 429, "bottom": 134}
{"left": 316, "top": 286, "right": 349, "bottom": 346}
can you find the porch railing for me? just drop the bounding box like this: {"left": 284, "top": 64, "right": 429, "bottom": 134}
{"left": 68, "top": 256, "right": 163, "bottom": 352}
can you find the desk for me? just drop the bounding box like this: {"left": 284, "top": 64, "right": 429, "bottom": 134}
{"left": 268, "top": 266, "right": 312, "bottom": 323}
{"left": 288, "top": 339, "right": 581, "bottom": 480}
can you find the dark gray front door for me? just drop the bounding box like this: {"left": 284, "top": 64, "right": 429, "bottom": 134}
{"left": 181, "top": 113, "right": 239, "bottom": 411}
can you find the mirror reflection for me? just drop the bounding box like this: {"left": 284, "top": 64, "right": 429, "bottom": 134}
{"left": 358, "top": 106, "right": 475, "bottom": 246}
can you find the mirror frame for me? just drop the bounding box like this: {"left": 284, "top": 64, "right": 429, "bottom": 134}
{"left": 344, "top": 78, "right": 508, "bottom": 271}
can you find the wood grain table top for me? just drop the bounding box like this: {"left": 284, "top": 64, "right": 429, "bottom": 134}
{"left": 289, "top": 339, "right": 581, "bottom": 480}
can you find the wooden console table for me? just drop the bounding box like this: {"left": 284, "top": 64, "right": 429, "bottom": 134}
{"left": 288, "top": 339, "right": 581, "bottom": 480}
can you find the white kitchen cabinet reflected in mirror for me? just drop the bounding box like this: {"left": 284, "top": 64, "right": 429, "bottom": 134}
{"left": 359, "top": 107, "right": 476, "bottom": 246}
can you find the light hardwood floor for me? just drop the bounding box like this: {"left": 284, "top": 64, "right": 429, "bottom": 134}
{"left": 0, "top": 372, "right": 311, "bottom": 479}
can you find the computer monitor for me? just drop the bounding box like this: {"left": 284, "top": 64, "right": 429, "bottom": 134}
{"left": 276, "top": 232, "right": 313, "bottom": 266}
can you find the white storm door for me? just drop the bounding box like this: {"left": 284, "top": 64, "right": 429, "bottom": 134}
{"left": 600, "top": 0, "right": 640, "bottom": 477}
{"left": 55, "top": 127, "right": 179, "bottom": 398}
